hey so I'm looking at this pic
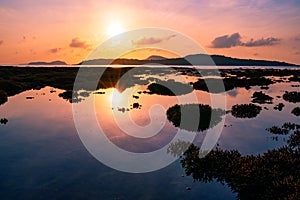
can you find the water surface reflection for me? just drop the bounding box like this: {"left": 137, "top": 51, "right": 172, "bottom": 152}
{"left": 0, "top": 67, "right": 299, "bottom": 199}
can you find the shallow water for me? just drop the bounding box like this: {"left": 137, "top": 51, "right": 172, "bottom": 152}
{"left": 0, "top": 66, "right": 299, "bottom": 199}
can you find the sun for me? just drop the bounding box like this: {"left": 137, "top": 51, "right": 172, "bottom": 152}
{"left": 107, "top": 23, "right": 124, "bottom": 37}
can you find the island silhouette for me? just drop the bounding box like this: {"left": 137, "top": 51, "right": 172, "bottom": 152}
{"left": 26, "top": 54, "right": 298, "bottom": 66}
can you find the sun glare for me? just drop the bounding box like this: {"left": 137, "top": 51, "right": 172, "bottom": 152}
{"left": 111, "top": 89, "right": 123, "bottom": 106}
{"left": 107, "top": 23, "right": 124, "bottom": 37}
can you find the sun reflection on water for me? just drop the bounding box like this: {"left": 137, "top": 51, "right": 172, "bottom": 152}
{"left": 111, "top": 88, "right": 123, "bottom": 106}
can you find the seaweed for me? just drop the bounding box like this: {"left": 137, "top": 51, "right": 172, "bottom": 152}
{"left": 266, "top": 126, "right": 289, "bottom": 135}
{"left": 287, "top": 130, "right": 300, "bottom": 149}
{"left": 288, "top": 75, "right": 300, "bottom": 82}
{"left": 0, "top": 67, "right": 299, "bottom": 105}
{"left": 251, "top": 91, "right": 273, "bottom": 104}
{"left": 193, "top": 76, "right": 273, "bottom": 93}
{"left": 291, "top": 107, "right": 300, "bottom": 116}
{"left": 231, "top": 103, "right": 262, "bottom": 118}
{"left": 58, "top": 90, "right": 83, "bottom": 103}
{"left": 180, "top": 126, "right": 300, "bottom": 199}
{"left": 0, "top": 66, "right": 132, "bottom": 102}
{"left": 147, "top": 80, "right": 193, "bottom": 96}
{"left": 132, "top": 103, "right": 141, "bottom": 109}
{"left": 167, "top": 140, "right": 192, "bottom": 157}
{"left": 0, "top": 118, "right": 8, "bottom": 125}
{"left": 274, "top": 103, "right": 285, "bottom": 111}
{"left": 283, "top": 91, "right": 300, "bottom": 103}
{"left": 0, "top": 90, "right": 8, "bottom": 105}
{"left": 166, "top": 104, "right": 225, "bottom": 131}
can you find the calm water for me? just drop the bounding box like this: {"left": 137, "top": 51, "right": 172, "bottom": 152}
{"left": 0, "top": 66, "right": 299, "bottom": 199}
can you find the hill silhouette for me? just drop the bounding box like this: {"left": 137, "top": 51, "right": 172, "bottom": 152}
{"left": 146, "top": 55, "right": 167, "bottom": 60}
{"left": 79, "top": 54, "right": 298, "bottom": 66}
{"left": 27, "top": 60, "right": 67, "bottom": 65}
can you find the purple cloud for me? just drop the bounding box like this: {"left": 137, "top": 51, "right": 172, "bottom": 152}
{"left": 69, "top": 37, "right": 90, "bottom": 49}
{"left": 211, "top": 33, "right": 280, "bottom": 48}
{"left": 295, "top": 36, "right": 300, "bottom": 41}
{"left": 211, "top": 33, "right": 242, "bottom": 48}
{"left": 243, "top": 37, "right": 280, "bottom": 47}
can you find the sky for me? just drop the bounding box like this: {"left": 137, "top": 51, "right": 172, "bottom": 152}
{"left": 0, "top": 0, "right": 299, "bottom": 65}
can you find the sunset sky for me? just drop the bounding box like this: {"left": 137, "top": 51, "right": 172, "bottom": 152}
{"left": 0, "top": 0, "right": 299, "bottom": 65}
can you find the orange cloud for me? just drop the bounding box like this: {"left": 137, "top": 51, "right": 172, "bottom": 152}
{"left": 0, "top": 40, "right": 3, "bottom": 46}
{"left": 49, "top": 48, "right": 62, "bottom": 53}
{"left": 133, "top": 34, "right": 176, "bottom": 45}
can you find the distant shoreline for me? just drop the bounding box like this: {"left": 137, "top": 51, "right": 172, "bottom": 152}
{"left": 1, "top": 65, "right": 299, "bottom": 69}
{"left": 18, "top": 54, "right": 299, "bottom": 67}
